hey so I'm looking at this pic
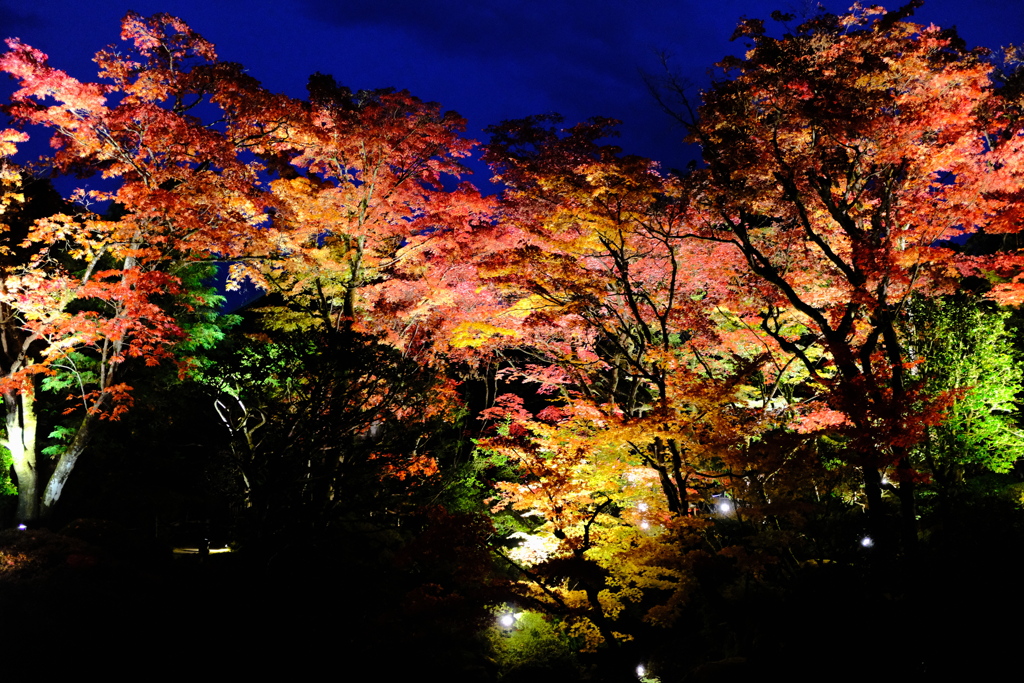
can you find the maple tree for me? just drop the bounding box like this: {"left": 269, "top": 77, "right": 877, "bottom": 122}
{"left": 465, "top": 6, "right": 1024, "bottom": 664}
{"left": 480, "top": 114, "right": 774, "bottom": 503}
{"left": 185, "top": 50, "right": 497, "bottom": 532}
{"left": 671, "top": 3, "right": 1011, "bottom": 551}
{"left": 236, "top": 72, "right": 494, "bottom": 359}
{"left": 0, "top": 12, "right": 276, "bottom": 522}
{"left": 0, "top": 130, "right": 187, "bottom": 523}
{"left": 0, "top": 11, "right": 499, "bottom": 522}
{"left": 471, "top": 116, "right": 827, "bottom": 654}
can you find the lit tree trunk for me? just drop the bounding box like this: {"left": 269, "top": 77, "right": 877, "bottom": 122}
{"left": 39, "top": 257, "right": 131, "bottom": 519}
{"left": 40, "top": 410, "right": 99, "bottom": 519}
{"left": 4, "top": 388, "right": 38, "bottom": 524}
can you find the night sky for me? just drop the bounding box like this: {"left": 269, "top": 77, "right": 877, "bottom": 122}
{"left": 2, "top": 0, "right": 1022, "bottom": 174}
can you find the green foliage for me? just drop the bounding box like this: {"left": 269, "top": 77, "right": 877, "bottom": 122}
{"left": 40, "top": 425, "right": 76, "bottom": 459}
{"left": 39, "top": 352, "right": 98, "bottom": 398}
{"left": 470, "top": 436, "right": 540, "bottom": 538}
{"left": 198, "top": 332, "right": 306, "bottom": 401}
{"left": 166, "top": 263, "right": 241, "bottom": 373}
{"left": 436, "top": 454, "right": 490, "bottom": 515}
{"left": 487, "top": 608, "right": 580, "bottom": 680}
{"left": 913, "top": 294, "right": 1024, "bottom": 474}
{"left": 0, "top": 446, "right": 16, "bottom": 497}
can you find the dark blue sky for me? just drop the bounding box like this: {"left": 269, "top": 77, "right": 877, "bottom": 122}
{"left": 2, "top": 0, "right": 1022, "bottom": 173}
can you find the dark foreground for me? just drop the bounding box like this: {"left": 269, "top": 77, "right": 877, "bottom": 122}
{"left": 2, "top": 514, "right": 1021, "bottom": 682}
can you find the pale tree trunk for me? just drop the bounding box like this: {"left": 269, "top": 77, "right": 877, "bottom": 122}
{"left": 40, "top": 410, "right": 98, "bottom": 519}
{"left": 38, "top": 253, "right": 130, "bottom": 518}
{"left": 4, "top": 388, "right": 39, "bottom": 524}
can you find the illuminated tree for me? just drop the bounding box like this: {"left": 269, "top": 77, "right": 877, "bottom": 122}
{"left": 480, "top": 115, "right": 781, "bottom": 505}
{"left": 470, "top": 116, "right": 819, "bottom": 656}
{"left": 911, "top": 294, "right": 1024, "bottom": 485}
{"left": 679, "top": 3, "right": 1003, "bottom": 550}
{"left": 0, "top": 7, "right": 495, "bottom": 522}
{"left": 238, "top": 73, "right": 494, "bottom": 359}
{"left": 0, "top": 13, "right": 271, "bottom": 521}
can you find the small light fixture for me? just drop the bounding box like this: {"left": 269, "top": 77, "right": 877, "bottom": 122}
{"left": 861, "top": 535, "right": 874, "bottom": 548}
{"left": 17, "top": 524, "right": 27, "bottom": 531}
{"left": 498, "top": 610, "right": 523, "bottom": 631}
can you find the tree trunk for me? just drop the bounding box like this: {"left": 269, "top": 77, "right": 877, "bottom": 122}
{"left": 40, "top": 411, "right": 97, "bottom": 519}
{"left": 4, "top": 389, "right": 39, "bottom": 524}
{"left": 862, "top": 465, "right": 885, "bottom": 547}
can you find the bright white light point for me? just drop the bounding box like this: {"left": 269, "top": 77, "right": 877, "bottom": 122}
{"left": 500, "top": 614, "right": 515, "bottom": 628}
{"left": 17, "top": 524, "right": 26, "bottom": 530}
{"left": 718, "top": 500, "right": 732, "bottom": 512}
{"left": 638, "top": 502, "right": 649, "bottom": 512}
{"left": 861, "top": 536, "right": 874, "bottom": 548}
{"left": 636, "top": 664, "right": 647, "bottom": 678}
{"left": 640, "top": 521, "right": 650, "bottom": 530}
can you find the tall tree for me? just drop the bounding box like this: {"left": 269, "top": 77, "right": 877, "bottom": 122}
{"left": 679, "top": 3, "right": 1001, "bottom": 551}
{"left": 242, "top": 73, "right": 493, "bottom": 358}
{"left": 470, "top": 117, "right": 826, "bottom": 658}
{"left": 480, "top": 115, "right": 779, "bottom": 513}
{"left": 0, "top": 128, "right": 187, "bottom": 523}
{"left": 0, "top": 13, "right": 274, "bottom": 521}
{"left": 0, "top": 11, "right": 497, "bottom": 522}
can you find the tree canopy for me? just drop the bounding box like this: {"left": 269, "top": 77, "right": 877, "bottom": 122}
{"left": 2, "top": 5, "right": 1023, "bottom": 680}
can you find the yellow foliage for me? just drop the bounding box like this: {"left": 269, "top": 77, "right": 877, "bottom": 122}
{"left": 448, "top": 320, "right": 520, "bottom": 348}
{"left": 566, "top": 619, "right": 605, "bottom": 653}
